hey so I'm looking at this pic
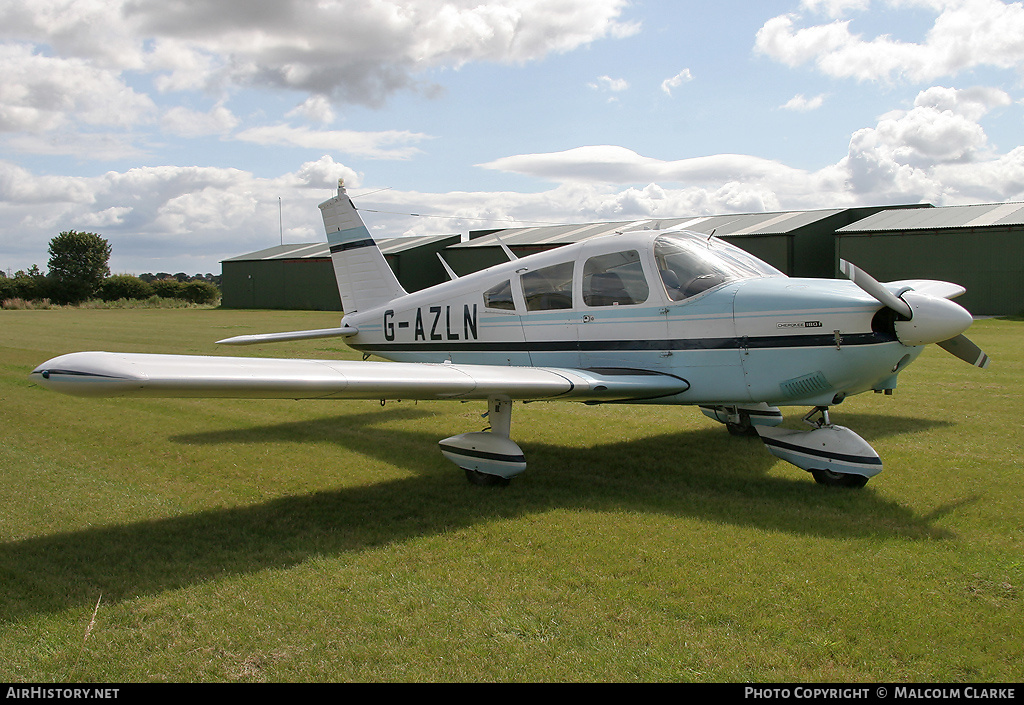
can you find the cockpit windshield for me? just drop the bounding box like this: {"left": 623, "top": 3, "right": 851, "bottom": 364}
{"left": 654, "top": 232, "right": 782, "bottom": 301}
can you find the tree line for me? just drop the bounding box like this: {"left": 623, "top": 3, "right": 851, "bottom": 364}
{"left": 1, "top": 231, "right": 220, "bottom": 306}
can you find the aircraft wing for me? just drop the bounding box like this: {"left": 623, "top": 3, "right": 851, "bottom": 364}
{"left": 30, "top": 352, "right": 689, "bottom": 403}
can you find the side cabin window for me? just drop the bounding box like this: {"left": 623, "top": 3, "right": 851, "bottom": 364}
{"left": 521, "top": 261, "right": 574, "bottom": 311}
{"left": 483, "top": 279, "right": 516, "bottom": 310}
{"left": 582, "top": 250, "right": 649, "bottom": 307}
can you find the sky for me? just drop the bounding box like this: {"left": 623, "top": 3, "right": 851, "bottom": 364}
{"left": 1, "top": 0, "right": 1023, "bottom": 276}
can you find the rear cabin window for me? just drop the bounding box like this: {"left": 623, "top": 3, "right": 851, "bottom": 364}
{"left": 483, "top": 279, "right": 516, "bottom": 310}
{"left": 582, "top": 250, "right": 649, "bottom": 306}
{"left": 521, "top": 262, "right": 574, "bottom": 311}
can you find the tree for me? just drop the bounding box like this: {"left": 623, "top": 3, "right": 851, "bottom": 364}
{"left": 180, "top": 280, "right": 220, "bottom": 304}
{"left": 98, "top": 274, "right": 153, "bottom": 301}
{"left": 47, "top": 231, "right": 111, "bottom": 304}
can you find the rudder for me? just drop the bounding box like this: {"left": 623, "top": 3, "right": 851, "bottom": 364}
{"left": 319, "top": 180, "right": 407, "bottom": 313}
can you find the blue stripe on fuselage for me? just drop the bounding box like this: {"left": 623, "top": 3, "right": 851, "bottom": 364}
{"left": 348, "top": 331, "right": 894, "bottom": 354}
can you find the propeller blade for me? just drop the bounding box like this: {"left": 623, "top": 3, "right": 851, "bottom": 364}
{"left": 937, "top": 334, "right": 991, "bottom": 368}
{"left": 840, "top": 261, "right": 987, "bottom": 367}
{"left": 839, "top": 259, "right": 913, "bottom": 319}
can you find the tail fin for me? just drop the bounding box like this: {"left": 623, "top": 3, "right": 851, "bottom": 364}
{"left": 319, "top": 180, "right": 407, "bottom": 313}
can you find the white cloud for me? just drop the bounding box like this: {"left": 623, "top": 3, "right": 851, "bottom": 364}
{"left": 289, "top": 156, "right": 361, "bottom": 190}
{"left": 2, "top": 0, "right": 638, "bottom": 107}
{"left": 362, "top": 181, "right": 791, "bottom": 236}
{"left": 0, "top": 0, "right": 145, "bottom": 70}
{"left": 287, "top": 95, "right": 337, "bottom": 125}
{"left": 930, "top": 146, "right": 1024, "bottom": 202}
{"left": 4, "top": 77, "right": 1024, "bottom": 276}
{"left": 479, "top": 145, "right": 809, "bottom": 187}
{"left": 858, "top": 86, "right": 1010, "bottom": 168}
{"left": 0, "top": 0, "right": 639, "bottom": 164}
{"left": 234, "top": 124, "right": 433, "bottom": 160}
{"left": 834, "top": 84, "right": 1014, "bottom": 203}
{"left": 3, "top": 2, "right": 1022, "bottom": 278}
{"left": 589, "top": 75, "right": 629, "bottom": 92}
{"left": 477, "top": 84, "right": 1024, "bottom": 210}
{"left": 798, "top": 0, "right": 871, "bottom": 18}
{"left": 660, "top": 68, "right": 693, "bottom": 96}
{"left": 0, "top": 156, "right": 359, "bottom": 273}
{"left": 913, "top": 84, "right": 1011, "bottom": 122}
{"left": 5, "top": 131, "right": 151, "bottom": 161}
{"left": 755, "top": 0, "right": 1024, "bottom": 82}
{"left": 781, "top": 93, "right": 827, "bottom": 111}
{"left": 161, "top": 103, "right": 240, "bottom": 138}
{"left": 0, "top": 43, "right": 155, "bottom": 133}
{"left": 0, "top": 160, "right": 95, "bottom": 205}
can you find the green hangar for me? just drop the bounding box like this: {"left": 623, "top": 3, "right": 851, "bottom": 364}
{"left": 442, "top": 206, "right": 927, "bottom": 280}
{"left": 837, "top": 202, "right": 1024, "bottom": 316}
{"left": 221, "top": 233, "right": 460, "bottom": 310}
{"left": 220, "top": 202, "right": 1022, "bottom": 316}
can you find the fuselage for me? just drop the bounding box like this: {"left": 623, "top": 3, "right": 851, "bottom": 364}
{"left": 340, "top": 228, "right": 919, "bottom": 408}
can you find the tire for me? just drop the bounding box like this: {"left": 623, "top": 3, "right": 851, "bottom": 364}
{"left": 810, "top": 469, "right": 869, "bottom": 488}
{"left": 464, "top": 468, "right": 511, "bottom": 487}
{"left": 726, "top": 414, "right": 759, "bottom": 437}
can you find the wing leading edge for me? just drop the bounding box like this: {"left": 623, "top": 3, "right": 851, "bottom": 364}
{"left": 31, "top": 352, "right": 689, "bottom": 402}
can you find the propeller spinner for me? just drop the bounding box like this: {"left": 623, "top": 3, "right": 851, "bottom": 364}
{"left": 840, "top": 260, "right": 990, "bottom": 369}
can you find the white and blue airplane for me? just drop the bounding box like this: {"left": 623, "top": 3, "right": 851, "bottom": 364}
{"left": 32, "top": 181, "right": 990, "bottom": 488}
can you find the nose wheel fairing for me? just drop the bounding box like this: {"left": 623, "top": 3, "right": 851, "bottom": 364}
{"left": 755, "top": 407, "right": 881, "bottom": 486}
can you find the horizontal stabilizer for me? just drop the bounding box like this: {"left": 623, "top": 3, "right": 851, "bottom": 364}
{"left": 216, "top": 326, "right": 358, "bottom": 346}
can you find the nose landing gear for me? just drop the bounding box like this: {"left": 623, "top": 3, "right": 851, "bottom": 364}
{"left": 755, "top": 406, "right": 880, "bottom": 488}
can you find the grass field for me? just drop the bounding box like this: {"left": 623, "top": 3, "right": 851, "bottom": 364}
{"left": 1, "top": 307, "right": 1021, "bottom": 682}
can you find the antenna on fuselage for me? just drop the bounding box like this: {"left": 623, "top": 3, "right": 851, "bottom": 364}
{"left": 707, "top": 228, "right": 717, "bottom": 241}
{"left": 494, "top": 234, "right": 518, "bottom": 261}
{"left": 437, "top": 253, "right": 459, "bottom": 280}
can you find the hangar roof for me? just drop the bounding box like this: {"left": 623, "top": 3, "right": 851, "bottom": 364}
{"left": 452, "top": 209, "right": 847, "bottom": 249}
{"left": 838, "top": 202, "right": 1024, "bottom": 233}
{"left": 222, "top": 233, "right": 458, "bottom": 262}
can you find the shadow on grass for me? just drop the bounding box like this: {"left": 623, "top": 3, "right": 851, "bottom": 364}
{"left": 0, "top": 409, "right": 960, "bottom": 623}
{"left": 776, "top": 410, "right": 956, "bottom": 439}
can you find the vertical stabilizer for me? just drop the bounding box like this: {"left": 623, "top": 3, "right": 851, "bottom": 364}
{"left": 319, "top": 180, "right": 407, "bottom": 313}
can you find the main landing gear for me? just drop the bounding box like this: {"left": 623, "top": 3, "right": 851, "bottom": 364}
{"left": 438, "top": 395, "right": 526, "bottom": 487}
{"left": 439, "top": 398, "right": 883, "bottom": 489}
{"left": 700, "top": 403, "right": 785, "bottom": 437}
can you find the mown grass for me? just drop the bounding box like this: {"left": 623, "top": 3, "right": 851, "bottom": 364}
{"left": 1, "top": 308, "right": 1021, "bottom": 682}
